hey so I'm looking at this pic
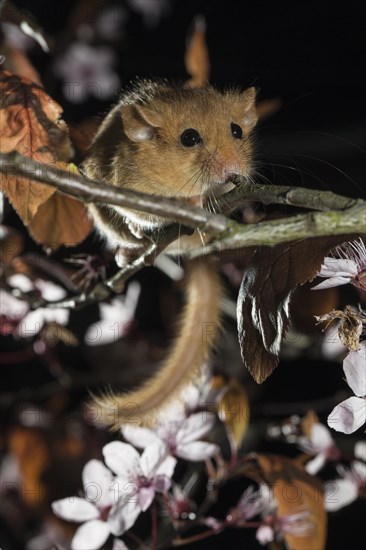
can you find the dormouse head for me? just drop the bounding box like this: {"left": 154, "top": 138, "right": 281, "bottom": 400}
{"left": 120, "top": 83, "right": 258, "bottom": 199}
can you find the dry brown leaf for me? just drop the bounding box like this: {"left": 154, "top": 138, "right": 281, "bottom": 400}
{"left": 8, "top": 426, "right": 49, "bottom": 505}
{"left": 256, "top": 453, "right": 327, "bottom": 550}
{"left": 300, "top": 410, "right": 319, "bottom": 439}
{"left": 0, "top": 69, "right": 71, "bottom": 224}
{"left": 237, "top": 236, "right": 358, "bottom": 384}
{"left": 256, "top": 98, "right": 282, "bottom": 121}
{"left": 218, "top": 378, "right": 249, "bottom": 448}
{"left": 0, "top": 225, "right": 23, "bottom": 263}
{"left": 28, "top": 188, "right": 92, "bottom": 249}
{"left": 184, "top": 15, "right": 210, "bottom": 86}
{"left": 291, "top": 284, "right": 339, "bottom": 334}
{"left": 1, "top": 44, "right": 42, "bottom": 84}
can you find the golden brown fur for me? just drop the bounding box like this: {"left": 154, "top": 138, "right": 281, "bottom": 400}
{"left": 82, "top": 80, "right": 257, "bottom": 427}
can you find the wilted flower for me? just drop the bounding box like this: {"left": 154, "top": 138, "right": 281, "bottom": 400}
{"left": 103, "top": 441, "right": 174, "bottom": 535}
{"left": 328, "top": 341, "right": 366, "bottom": 434}
{"left": 312, "top": 238, "right": 366, "bottom": 290}
{"left": 52, "top": 459, "right": 116, "bottom": 550}
{"left": 315, "top": 306, "right": 363, "bottom": 352}
{"left": 122, "top": 411, "right": 219, "bottom": 462}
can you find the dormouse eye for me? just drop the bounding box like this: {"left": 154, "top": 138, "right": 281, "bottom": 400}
{"left": 180, "top": 128, "right": 202, "bottom": 147}
{"left": 231, "top": 123, "right": 243, "bottom": 139}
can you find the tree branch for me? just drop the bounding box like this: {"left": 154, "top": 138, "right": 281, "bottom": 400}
{"left": 1, "top": 151, "right": 365, "bottom": 310}
{"left": 0, "top": 151, "right": 227, "bottom": 233}
{"left": 0, "top": 151, "right": 361, "bottom": 230}
{"left": 187, "top": 203, "right": 366, "bottom": 258}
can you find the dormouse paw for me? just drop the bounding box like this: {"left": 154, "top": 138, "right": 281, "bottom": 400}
{"left": 127, "top": 220, "right": 145, "bottom": 239}
{"left": 115, "top": 243, "right": 146, "bottom": 268}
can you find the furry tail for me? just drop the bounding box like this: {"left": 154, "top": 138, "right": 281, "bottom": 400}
{"left": 91, "top": 257, "right": 221, "bottom": 429}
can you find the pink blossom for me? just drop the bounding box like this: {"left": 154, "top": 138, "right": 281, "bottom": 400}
{"left": 102, "top": 441, "right": 173, "bottom": 536}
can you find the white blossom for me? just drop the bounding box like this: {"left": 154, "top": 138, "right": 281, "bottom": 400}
{"left": 298, "top": 423, "right": 336, "bottom": 474}
{"left": 2, "top": 277, "right": 69, "bottom": 338}
{"left": 85, "top": 282, "right": 140, "bottom": 346}
{"left": 103, "top": 441, "right": 173, "bottom": 536}
{"left": 312, "top": 238, "right": 366, "bottom": 290}
{"left": 127, "top": 0, "right": 170, "bottom": 28}
{"left": 122, "top": 411, "right": 219, "bottom": 462}
{"left": 328, "top": 342, "right": 366, "bottom": 434}
{"left": 325, "top": 460, "right": 366, "bottom": 511}
{"left": 52, "top": 460, "right": 115, "bottom": 550}
{"left": 54, "top": 42, "right": 120, "bottom": 103}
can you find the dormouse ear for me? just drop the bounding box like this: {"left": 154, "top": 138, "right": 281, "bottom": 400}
{"left": 121, "top": 104, "right": 163, "bottom": 142}
{"left": 241, "top": 87, "right": 258, "bottom": 131}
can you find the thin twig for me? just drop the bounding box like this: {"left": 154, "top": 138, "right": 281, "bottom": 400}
{"left": 216, "top": 176, "right": 361, "bottom": 212}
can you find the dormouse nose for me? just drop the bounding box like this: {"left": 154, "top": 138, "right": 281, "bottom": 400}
{"left": 222, "top": 163, "right": 240, "bottom": 183}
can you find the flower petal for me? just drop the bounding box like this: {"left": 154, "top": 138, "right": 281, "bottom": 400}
{"left": 156, "top": 455, "right": 177, "bottom": 478}
{"left": 324, "top": 478, "right": 358, "bottom": 511}
{"left": 52, "top": 497, "right": 98, "bottom": 522}
{"left": 140, "top": 442, "right": 167, "bottom": 477}
{"left": 176, "top": 441, "right": 219, "bottom": 461}
{"left": 318, "top": 258, "right": 358, "bottom": 278}
{"left": 112, "top": 539, "right": 129, "bottom": 550}
{"left": 310, "top": 423, "right": 334, "bottom": 450}
{"left": 305, "top": 452, "right": 327, "bottom": 475}
{"left": 352, "top": 460, "right": 366, "bottom": 481}
{"left": 312, "top": 276, "right": 352, "bottom": 290}
{"left": 354, "top": 441, "right": 366, "bottom": 462}
{"left": 138, "top": 486, "right": 155, "bottom": 512}
{"left": 343, "top": 342, "right": 366, "bottom": 397}
{"left": 36, "top": 279, "right": 67, "bottom": 301}
{"left": 177, "top": 412, "right": 215, "bottom": 444}
{"left": 103, "top": 441, "right": 141, "bottom": 477}
{"left": 82, "top": 459, "right": 114, "bottom": 508}
{"left": 122, "top": 425, "right": 161, "bottom": 448}
{"left": 153, "top": 474, "right": 171, "bottom": 494}
{"left": 71, "top": 519, "right": 111, "bottom": 550}
{"left": 328, "top": 397, "right": 366, "bottom": 434}
{"left": 256, "top": 524, "right": 274, "bottom": 545}
{"left": 108, "top": 500, "right": 141, "bottom": 536}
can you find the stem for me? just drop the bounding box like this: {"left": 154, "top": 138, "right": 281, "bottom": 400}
{"left": 151, "top": 501, "right": 158, "bottom": 550}
{"left": 126, "top": 531, "right": 149, "bottom": 550}
{"left": 172, "top": 527, "right": 223, "bottom": 546}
